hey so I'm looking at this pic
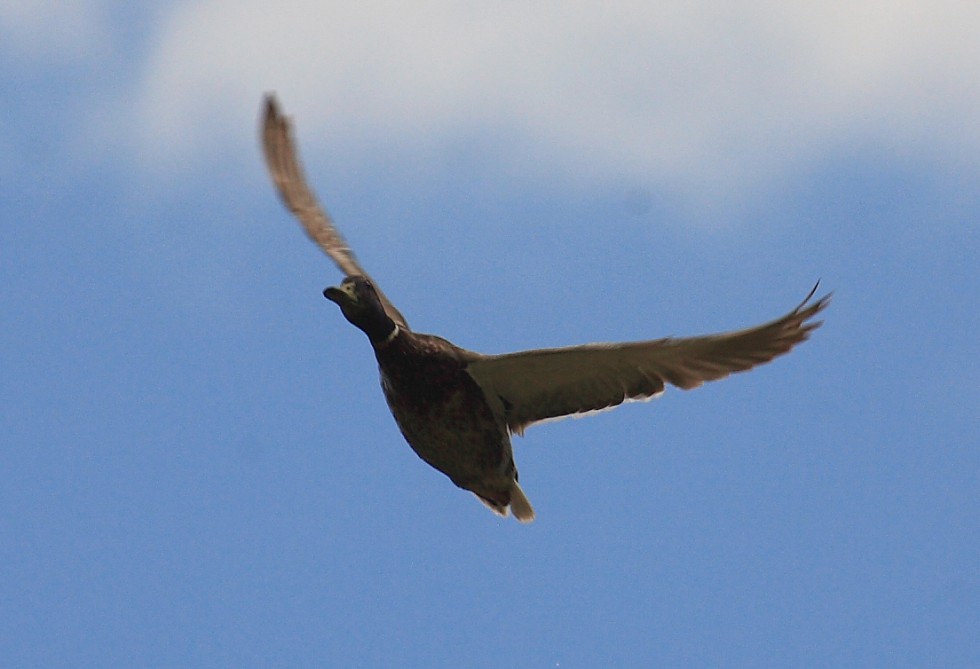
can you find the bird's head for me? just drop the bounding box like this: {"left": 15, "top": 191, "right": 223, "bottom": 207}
{"left": 323, "top": 276, "right": 396, "bottom": 344}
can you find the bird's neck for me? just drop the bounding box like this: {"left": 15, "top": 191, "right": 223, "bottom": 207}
{"left": 372, "top": 322, "right": 400, "bottom": 347}
{"left": 364, "top": 317, "right": 399, "bottom": 347}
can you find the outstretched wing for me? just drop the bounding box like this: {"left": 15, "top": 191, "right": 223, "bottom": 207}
{"left": 260, "top": 94, "right": 409, "bottom": 328}
{"left": 466, "top": 286, "right": 829, "bottom": 435}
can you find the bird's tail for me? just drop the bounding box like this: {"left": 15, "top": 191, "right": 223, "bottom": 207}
{"left": 509, "top": 481, "right": 535, "bottom": 523}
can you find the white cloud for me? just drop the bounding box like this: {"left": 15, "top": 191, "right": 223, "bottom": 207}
{"left": 116, "top": 1, "right": 980, "bottom": 205}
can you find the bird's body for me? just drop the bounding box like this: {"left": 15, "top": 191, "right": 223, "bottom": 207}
{"left": 261, "top": 94, "right": 829, "bottom": 523}
{"left": 373, "top": 330, "right": 527, "bottom": 518}
{"left": 323, "top": 276, "right": 533, "bottom": 519}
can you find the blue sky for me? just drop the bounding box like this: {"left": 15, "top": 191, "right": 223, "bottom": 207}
{"left": 2, "top": 2, "right": 978, "bottom": 667}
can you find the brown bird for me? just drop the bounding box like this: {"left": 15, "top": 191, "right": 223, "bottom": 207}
{"left": 260, "top": 94, "right": 829, "bottom": 523}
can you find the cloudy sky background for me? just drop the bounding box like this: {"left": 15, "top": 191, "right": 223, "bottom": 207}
{"left": 2, "top": 2, "right": 977, "bottom": 666}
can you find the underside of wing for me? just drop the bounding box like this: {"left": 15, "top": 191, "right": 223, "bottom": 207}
{"left": 466, "top": 286, "right": 830, "bottom": 435}
{"left": 260, "top": 94, "right": 408, "bottom": 328}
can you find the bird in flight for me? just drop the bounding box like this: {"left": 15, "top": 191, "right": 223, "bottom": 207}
{"left": 260, "top": 94, "right": 829, "bottom": 523}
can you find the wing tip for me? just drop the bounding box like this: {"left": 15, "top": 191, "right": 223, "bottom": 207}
{"left": 263, "top": 91, "right": 278, "bottom": 114}
{"left": 261, "top": 92, "right": 286, "bottom": 135}
{"left": 789, "top": 281, "right": 832, "bottom": 339}
{"left": 798, "top": 280, "right": 833, "bottom": 314}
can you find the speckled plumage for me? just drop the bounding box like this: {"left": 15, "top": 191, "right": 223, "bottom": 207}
{"left": 260, "top": 94, "right": 829, "bottom": 523}
{"left": 374, "top": 332, "right": 519, "bottom": 514}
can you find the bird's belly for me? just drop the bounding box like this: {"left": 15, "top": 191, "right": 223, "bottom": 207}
{"left": 381, "top": 377, "right": 512, "bottom": 490}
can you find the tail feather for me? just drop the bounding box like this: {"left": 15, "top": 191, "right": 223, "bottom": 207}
{"left": 509, "top": 481, "right": 535, "bottom": 523}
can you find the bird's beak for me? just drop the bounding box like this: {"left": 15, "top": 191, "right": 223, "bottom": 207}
{"left": 323, "top": 282, "right": 356, "bottom": 304}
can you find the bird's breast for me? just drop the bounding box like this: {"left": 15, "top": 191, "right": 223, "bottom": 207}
{"left": 375, "top": 338, "right": 510, "bottom": 485}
